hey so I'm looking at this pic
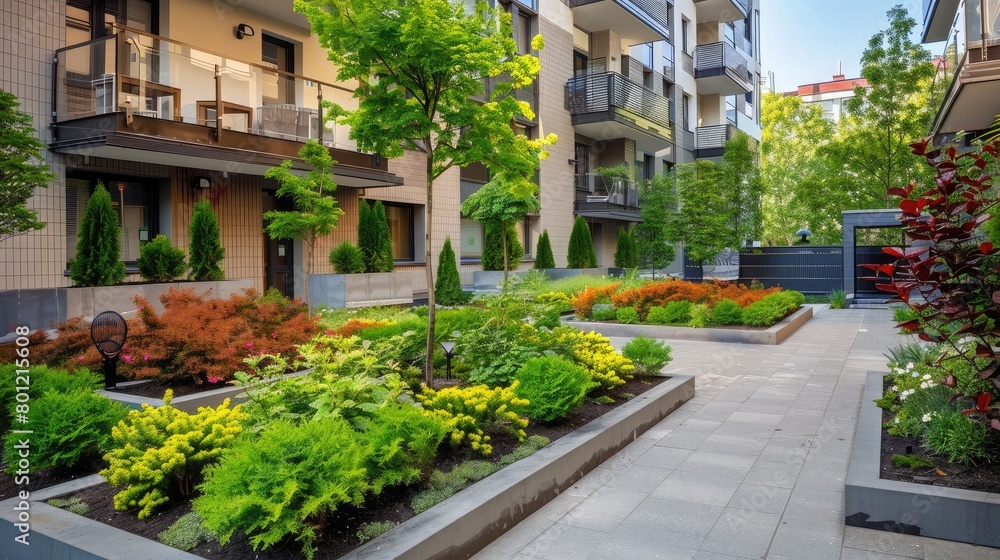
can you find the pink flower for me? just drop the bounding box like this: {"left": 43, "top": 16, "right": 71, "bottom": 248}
{"left": 246, "top": 342, "right": 254, "bottom": 350}
{"left": 271, "top": 332, "right": 277, "bottom": 339}
{"left": 77, "top": 356, "right": 85, "bottom": 362}
{"left": 207, "top": 376, "right": 222, "bottom": 384}
{"left": 122, "top": 354, "right": 133, "bottom": 363}
{"left": 143, "top": 354, "right": 150, "bottom": 362}
{"left": 325, "top": 329, "right": 335, "bottom": 336}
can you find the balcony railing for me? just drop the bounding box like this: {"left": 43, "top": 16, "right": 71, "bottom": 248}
{"left": 565, "top": 71, "right": 670, "bottom": 130}
{"left": 570, "top": 0, "right": 671, "bottom": 41}
{"left": 696, "top": 123, "right": 738, "bottom": 150}
{"left": 54, "top": 26, "right": 360, "bottom": 150}
{"left": 694, "top": 41, "right": 753, "bottom": 91}
{"left": 575, "top": 173, "right": 640, "bottom": 208}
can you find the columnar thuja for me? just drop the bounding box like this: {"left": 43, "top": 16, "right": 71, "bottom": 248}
{"left": 872, "top": 137, "right": 1000, "bottom": 427}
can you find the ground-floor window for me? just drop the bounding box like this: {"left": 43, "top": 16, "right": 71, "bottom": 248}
{"left": 66, "top": 173, "right": 157, "bottom": 265}
{"left": 459, "top": 218, "right": 531, "bottom": 260}
{"left": 382, "top": 202, "right": 415, "bottom": 261}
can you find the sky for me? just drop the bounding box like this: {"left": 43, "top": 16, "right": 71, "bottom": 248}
{"left": 760, "top": 0, "right": 941, "bottom": 93}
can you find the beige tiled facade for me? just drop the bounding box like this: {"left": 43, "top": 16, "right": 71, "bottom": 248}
{"left": 1, "top": 0, "right": 762, "bottom": 295}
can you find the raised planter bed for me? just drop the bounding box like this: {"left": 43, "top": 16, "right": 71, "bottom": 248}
{"left": 472, "top": 268, "right": 620, "bottom": 293}
{"left": 99, "top": 370, "right": 312, "bottom": 413}
{"left": 845, "top": 371, "right": 1000, "bottom": 547}
{"left": 561, "top": 304, "right": 814, "bottom": 345}
{"left": 0, "top": 374, "right": 694, "bottom": 560}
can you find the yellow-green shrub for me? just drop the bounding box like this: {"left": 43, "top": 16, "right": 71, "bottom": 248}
{"left": 417, "top": 383, "right": 528, "bottom": 456}
{"left": 550, "top": 328, "right": 635, "bottom": 389}
{"left": 535, "top": 291, "right": 572, "bottom": 305}
{"left": 101, "top": 390, "right": 247, "bottom": 520}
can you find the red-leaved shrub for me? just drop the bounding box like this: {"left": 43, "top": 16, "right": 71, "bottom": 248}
{"left": 571, "top": 283, "right": 620, "bottom": 318}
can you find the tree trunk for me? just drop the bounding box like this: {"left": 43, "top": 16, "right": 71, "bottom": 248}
{"left": 502, "top": 221, "right": 509, "bottom": 286}
{"left": 424, "top": 148, "right": 436, "bottom": 387}
{"left": 303, "top": 233, "right": 313, "bottom": 311}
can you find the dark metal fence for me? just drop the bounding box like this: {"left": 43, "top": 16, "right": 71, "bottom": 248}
{"left": 684, "top": 246, "right": 845, "bottom": 294}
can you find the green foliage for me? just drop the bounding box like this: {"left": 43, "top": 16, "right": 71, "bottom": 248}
{"left": 460, "top": 322, "right": 539, "bottom": 387}
{"left": 710, "top": 299, "right": 744, "bottom": 325}
{"left": 616, "top": 306, "right": 641, "bottom": 324}
{"left": 136, "top": 234, "right": 186, "bottom": 283}
{"left": 592, "top": 303, "right": 616, "bottom": 321}
{"left": 369, "top": 200, "right": 395, "bottom": 272}
{"left": 534, "top": 229, "right": 555, "bottom": 269}
{"left": 666, "top": 162, "right": 728, "bottom": 263}
{"left": 158, "top": 512, "right": 217, "bottom": 551}
{"left": 0, "top": 365, "right": 101, "bottom": 437}
{"left": 829, "top": 290, "right": 848, "bottom": 309}
{"left": 418, "top": 383, "right": 529, "bottom": 455}
{"left": 46, "top": 497, "right": 89, "bottom": 515}
{"left": 548, "top": 327, "right": 635, "bottom": 390}
{"left": 102, "top": 391, "right": 247, "bottom": 520}
{"left": 461, "top": 178, "right": 539, "bottom": 277}
{"left": 514, "top": 356, "right": 595, "bottom": 421}
{"left": 360, "top": 404, "right": 449, "bottom": 493}
{"left": 4, "top": 389, "right": 127, "bottom": 473}
{"left": 593, "top": 395, "right": 615, "bottom": 405}
{"left": 646, "top": 301, "right": 692, "bottom": 325}
{"left": 358, "top": 199, "right": 377, "bottom": 271}
{"left": 195, "top": 417, "right": 369, "bottom": 559}
{"left": 357, "top": 521, "right": 397, "bottom": 544}
{"left": 482, "top": 222, "right": 522, "bottom": 272}
{"left": 634, "top": 172, "right": 677, "bottom": 274}
{"left": 614, "top": 227, "right": 636, "bottom": 268}
{"left": 435, "top": 236, "right": 467, "bottom": 305}
{"left": 69, "top": 182, "right": 127, "bottom": 286}
{"left": 923, "top": 411, "right": 992, "bottom": 466}
{"left": 721, "top": 132, "right": 764, "bottom": 245}
{"left": 890, "top": 454, "right": 934, "bottom": 470}
{"left": 264, "top": 140, "right": 344, "bottom": 306}
{"left": 187, "top": 200, "right": 224, "bottom": 281}
{"left": 330, "top": 241, "right": 366, "bottom": 274}
{"left": 0, "top": 88, "right": 55, "bottom": 242}
{"left": 567, "top": 216, "right": 598, "bottom": 268}
{"left": 538, "top": 275, "right": 619, "bottom": 298}
{"left": 621, "top": 337, "right": 672, "bottom": 375}
{"left": 688, "top": 303, "right": 710, "bottom": 328}
{"left": 741, "top": 291, "right": 804, "bottom": 326}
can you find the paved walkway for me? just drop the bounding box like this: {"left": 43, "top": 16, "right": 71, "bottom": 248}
{"left": 473, "top": 306, "right": 1000, "bottom": 560}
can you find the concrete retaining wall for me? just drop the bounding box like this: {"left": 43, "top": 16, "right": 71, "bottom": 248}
{"left": 308, "top": 272, "right": 416, "bottom": 309}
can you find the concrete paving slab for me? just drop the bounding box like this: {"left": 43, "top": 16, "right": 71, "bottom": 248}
{"left": 726, "top": 483, "right": 792, "bottom": 514}
{"left": 699, "top": 508, "right": 781, "bottom": 559}
{"left": 624, "top": 499, "right": 724, "bottom": 537}
{"left": 652, "top": 470, "right": 743, "bottom": 507}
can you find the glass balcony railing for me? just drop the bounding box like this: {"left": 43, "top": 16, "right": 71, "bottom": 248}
{"left": 54, "top": 26, "right": 360, "bottom": 151}
{"left": 575, "top": 173, "right": 640, "bottom": 208}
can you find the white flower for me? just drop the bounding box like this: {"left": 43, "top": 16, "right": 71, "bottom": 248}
{"left": 894, "top": 417, "right": 901, "bottom": 423}
{"left": 912, "top": 370, "right": 920, "bottom": 378}
{"left": 906, "top": 363, "right": 915, "bottom": 371}
{"left": 920, "top": 381, "right": 929, "bottom": 389}
{"left": 922, "top": 413, "right": 932, "bottom": 422}
{"left": 922, "top": 374, "right": 932, "bottom": 381}
{"left": 891, "top": 385, "right": 898, "bottom": 392}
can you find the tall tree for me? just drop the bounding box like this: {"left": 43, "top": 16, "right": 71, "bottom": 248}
{"left": 264, "top": 140, "right": 344, "bottom": 308}
{"left": 633, "top": 172, "right": 676, "bottom": 277}
{"left": 297, "top": 0, "right": 552, "bottom": 384}
{"left": 0, "top": 88, "right": 55, "bottom": 242}
{"left": 665, "top": 160, "right": 729, "bottom": 264}
{"left": 721, "top": 132, "right": 764, "bottom": 246}
{"left": 460, "top": 172, "right": 539, "bottom": 284}
{"left": 829, "top": 5, "right": 935, "bottom": 208}
{"left": 760, "top": 92, "right": 836, "bottom": 245}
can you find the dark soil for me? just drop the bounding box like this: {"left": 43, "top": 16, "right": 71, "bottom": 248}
{"left": 879, "top": 416, "right": 1000, "bottom": 494}
{"left": 23, "top": 376, "right": 665, "bottom": 560}
{"left": 106, "top": 378, "right": 235, "bottom": 399}
{"left": 0, "top": 457, "right": 106, "bottom": 501}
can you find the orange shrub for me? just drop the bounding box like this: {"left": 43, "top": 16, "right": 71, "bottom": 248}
{"left": 325, "top": 318, "right": 389, "bottom": 338}
{"left": 571, "top": 283, "right": 620, "bottom": 318}
{"left": 611, "top": 279, "right": 782, "bottom": 316}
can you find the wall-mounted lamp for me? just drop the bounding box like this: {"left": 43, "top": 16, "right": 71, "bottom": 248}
{"left": 568, "top": 159, "right": 579, "bottom": 165}
{"left": 193, "top": 176, "right": 211, "bottom": 190}
{"left": 235, "top": 23, "right": 255, "bottom": 40}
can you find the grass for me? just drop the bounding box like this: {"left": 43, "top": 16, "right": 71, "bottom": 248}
{"left": 315, "top": 305, "right": 417, "bottom": 329}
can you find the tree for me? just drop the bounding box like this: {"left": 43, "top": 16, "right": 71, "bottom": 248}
{"left": 721, "top": 132, "right": 764, "bottom": 246}
{"left": 614, "top": 227, "right": 636, "bottom": 268}
{"left": 633, "top": 172, "right": 676, "bottom": 276}
{"left": 357, "top": 199, "right": 377, "bottom": 270}
{"left": 371, "top": 200, "right": 394, "bottom": 272}
{"left": 534, "top": 229, "right": 555, "bottom": 269}
{"left": 0, "top": 88, "right": 55, "bottom": 242}
{"left": 297, "top": 0, "right": 552, "bottom": 384}
{"left": 188, "top": 200, "right": 225, "bottom": 281}
{"left": 435, "top": 236, "right": 464, "bottom": 305}
{"left": 264, "top": 140, "right": 344, "bottom": 308}
{"left": 461, "top": 175, "right": 539, "bottom": 283}
{"left": 665, "top": 160, "right": 730, "bottom": 264}
{"left": 760, "top": 92, "right": 836, "bottom": 245}
{"left": 567, "top": 216, "right": 598, "bottom": 268}
{"left": 69, "top": 182, "right": 127, "bottom": 286}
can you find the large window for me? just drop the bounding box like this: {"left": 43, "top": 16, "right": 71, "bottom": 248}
{"left": 66, "top": 174, "right": 156, "bottom": 265}
{"left": 382, "top": 202, "right": 415, "bottom": 261}
{"left": 66, "top": 0, "right": 156, "bottom": 41}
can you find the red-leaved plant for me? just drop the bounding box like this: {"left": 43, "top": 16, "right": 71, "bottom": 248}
{"left": 869, "top": 136, "right": 1000, "bottom": 429}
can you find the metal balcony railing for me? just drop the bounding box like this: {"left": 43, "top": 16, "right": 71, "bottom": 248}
{"left": 696, "top": 123, "right": 738, "bottom": 150}
{"left": 694, "top": 41, "right": 752, "bottom": 90}
{"left": 575, "top": 173, "right": 640, "bottom": 208}
{"left": 570, "top": 0, "right": 671, "bottom": 38}
{"left": 565, "top": 71, "right": 670, "bottom": 129}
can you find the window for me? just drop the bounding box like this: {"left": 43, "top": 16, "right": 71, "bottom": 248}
{"left": 262, "top": 34, "right": 295, "bottom": 106}
{"left": 66, "top": 174, "right": 157, "bottom": 265}
{"left": 461, "top": 218, "right": 484, "bottom": 259}
{"left": 681, "top": 18, "right": 690, "bottom": 53}
{"left": 66, "top": 0, "right": 156, "bottom": 40}
{"left": 631, "top": 43, "right": 654, "bottom": 68}
{"left": 382, "top": 202, "right": 415, "bottom": 261}
{"left": 682, "top": 94, "right": 691, "bottom": 130}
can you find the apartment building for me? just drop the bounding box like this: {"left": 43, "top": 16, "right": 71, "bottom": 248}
{"left": 786, "top": 70, "right": 868, "bottom": 123}
{"left": 0, "top": 0, "right": 761, "bottom": 297}
{"left": 922, "top": 0, "right": 1000, "bottom": 146}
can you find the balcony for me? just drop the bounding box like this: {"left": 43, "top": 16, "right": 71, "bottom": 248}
{"left": 570, "top": 0, "right": 670, "bottom": 45}
{"left": 922, "top": 0, "right": 961, "bottom": 42}
{"left": 694, "top": 42, "right": 753, "bottom": 95}
{"left": 574, "top": 174, "right": 642, "bottom": 222}
{"left": 51, "top": 27, "right": 400, "bottom": 188}
{"left": 693, "top": 0, "right": 748, "bottom": 23}
{"left": 565, "top": 70, "right": 672, "bottom": 153}
{"left": 695, "top": 123, "right": 739, "bottom": 158}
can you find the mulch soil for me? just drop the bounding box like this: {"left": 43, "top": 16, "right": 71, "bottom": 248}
{"left": 2, "top": 376, "right": 665, "bottom": 559}
{"left": 105, "top": 378, "right": 234, "bottom": 399}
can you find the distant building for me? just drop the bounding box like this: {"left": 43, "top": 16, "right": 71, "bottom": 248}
{"left": 922, "top": 0, "right": 1000, "bottom": 147}
{"left": 785, "top": 70, "right": 868, "bottom": 122}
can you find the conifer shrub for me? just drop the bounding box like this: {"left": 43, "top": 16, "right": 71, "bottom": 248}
{"left": 482, "top": 222, "right": 522, "bottom": 271}
{"left": 742, "top": 291, "right": 804, "bottom": 326}
{"left": 358, "top": 199, "right": 378, "bottom": 270}
{"left": 689, "top": 303, "right": 710, "bottom": 328}
{"left": 616, "top": 306, "right": 641, "bottom": 324}
{"left": 188, "top": 200, "right": 225, "bottom": 281}
{"left": 0, "top": 365, "right": 101, "bottom": 436}
{"left": 418, "top": 383, "right": 529, "bottom": 455}
{"left": 329, "top": 241, "right": 366, "bottom": 274}
{"left": 514, "top": 356, "right": 595, "bottom": 421}
{"left": 614, "top": 227, "right": 636, "bottom": 268}
{"left": 4, "top": 389, "right": 127, "bottom": 473}
{"left": 359, "top": 404, "right": 448, "bottom": 493}
{"left": 534, "top": 229, "right": 555, "bottom": 269}
{"left": 546, "top": 327, "right": 634, "bottom": 389}
{"left": 710, "top": 299, "right": 744, "bottom": 325}
{"left": 621, "top": 336, "right": 672, "bottom": 375}
{"left": 69, "top": 182, "right": 127, "bottom": 286}
{"left": 567, "top": 216, "right": 598, "bottom": 268}
{"left": 646, "top": 301, "right": 692, "bottom": 325}
{"left": 371, "top": 200, "right": 395, "bottom": 272}
{"left": 136, "top": 234, "right": 186, "bottom": 283}
{"left": 101, "top": 391, "right": 247, "bottom": 520}
{"left": 435, "top": 236, "right": 469, "bottom": 305}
